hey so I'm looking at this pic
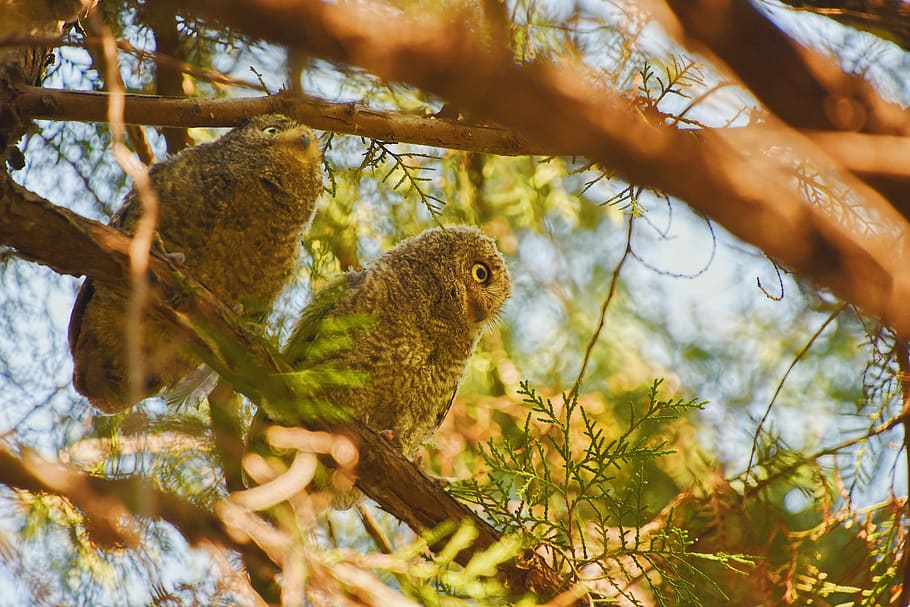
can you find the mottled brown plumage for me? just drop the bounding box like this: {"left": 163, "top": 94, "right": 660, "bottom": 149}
{"left": 69, "top": 114, "right": 322, "bottom": 413}
{"left": 265, "top": 226, "right": 511, "bottom": 507}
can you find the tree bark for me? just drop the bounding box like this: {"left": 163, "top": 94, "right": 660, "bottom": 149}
{"left": 664, "top": 0, "right": 910, "bottom": 223}
{"left": 777, "top": 0, "right": 910, "bottom": 52}
{"left": 0, "top": 0, "right": 90, "bottom": 168}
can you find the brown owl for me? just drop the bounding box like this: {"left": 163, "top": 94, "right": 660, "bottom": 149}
{"left": 69, "top": 114, "right": 323, "bottom": 413}
{"left": 255, "top": 225, "right": 511, "bottom": 507}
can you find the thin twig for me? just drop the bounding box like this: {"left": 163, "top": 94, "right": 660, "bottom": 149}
{"left": 357, "top": 505, "right": 394, "bottom": 554}
{"left": 746, "top": 302, "right": 849, "bottom": 475}
{"left": 756, "top": 257, "right": 785, "bottom": 301}
{"left": 569, "top": 212, "right": 635, "bottom": 402}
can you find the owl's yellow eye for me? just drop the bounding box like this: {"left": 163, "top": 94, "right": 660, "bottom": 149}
{"left": 262, "top": 126, "right": 280, "bottom": 136}
{"left": 471, "top": 262, "right": 490, "bottom": 284}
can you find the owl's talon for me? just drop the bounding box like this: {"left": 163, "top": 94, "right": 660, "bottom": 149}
{"left": 378, "top": 429, "right": 396, "bottom": 442}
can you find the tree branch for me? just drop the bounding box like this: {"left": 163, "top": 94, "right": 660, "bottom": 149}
{"left": 778, "top": 0, "right": 910, "bottom": 53}
{"left": 19, "top": 83, "right": 910, "bottom": 181}
{"left": 13, "top": 84, "right": 544, "bottom": 156}
{"left": 0, "top": 173, "right": 564, "bottom": 599}
{"left": 13, "top": 2, "right": 910, "bottom": 338}
{"left": 664, "top": 0, "right": 910, "bottom": 135}
{"left": 0, "top": 446, "right": 236, "bottom": 552}
{"left": 663, "top": 0, "right": 910, "bottom": 222}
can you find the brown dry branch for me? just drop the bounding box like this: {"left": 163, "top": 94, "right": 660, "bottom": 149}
{"left": 16, "top": 83, "right": 910, "bottom": 183}
{"left": 777, "top": 0, "right": 910, "bottom": 52}
{"left": 146, "top": 0, "right": 910, "bottom": 336}
{"left": 0, "top": 446, "right": 234, "bottom": 553}
{"left": 11, "top": 84, "right": 543, "bottom": 155}
{"left": 0, "top": 444, "right": 282, "bottom": 606}
{"left": 663, "top": 0, "right": 910, "bottom": 134}
{"left": 0, "top": 173, "right": 565, "bottom": 599}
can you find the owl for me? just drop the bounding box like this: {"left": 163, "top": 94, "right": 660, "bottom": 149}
{"left": 68, "top": 114, "right": 323, "bottom": 413}
{"left": 252, "top": 225, "right": 511, "bottom": 507}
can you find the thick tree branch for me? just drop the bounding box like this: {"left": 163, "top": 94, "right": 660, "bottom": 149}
{"left": 663, "top": 0, "right": 910, "bottom": 222}
{"left": 0, "top": 174, "right": 563, "bottom": 599}
{"left": 664, "top": 0, "right": 910, "bottom": 135}
{"left": 0, "top": 446, "right": 278, "bottom": 606}
{"left": 145, "top": 0, "right": 910, "bottom": 337}
{"left": 0, "top": 1, "right": 92, "bottom": 171}
{"left": 778, "top": 0, "right": 910, "bottom": 52}
{"left": 0, "top": 447, "right": 236, "bottom": 552}
{"left": 12, "top": 2, "right": 910, "bottom": 337}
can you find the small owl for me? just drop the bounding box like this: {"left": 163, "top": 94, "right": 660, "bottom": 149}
{"left": 255, "top": 225, "right": 511, "bottom": 507}
{"left": 69, "top": 114, "right": 323, "bottom": 413}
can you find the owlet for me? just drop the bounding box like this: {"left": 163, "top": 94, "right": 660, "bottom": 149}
{"left": 68, "top": 114, "right": 322, "bottom": 413}
{"left": 263, "top": 226, "right": 511, "bottom": 506}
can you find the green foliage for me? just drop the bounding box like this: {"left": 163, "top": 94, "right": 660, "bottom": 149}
{"left": 451, "top": 379, "right": 753, "bottom": 605}
{"left": 388, "top": 522, "right": 532, "bottom": 605}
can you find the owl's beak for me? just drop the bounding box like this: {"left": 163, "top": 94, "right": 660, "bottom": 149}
{"left": 278, "top": 126, "right": 319, "bottom": 163}
{"left": 467, "top": 295, "right": 492, "bottom": 324}
{"left": 276, "top": 126, "right": 313, "bottom": 148}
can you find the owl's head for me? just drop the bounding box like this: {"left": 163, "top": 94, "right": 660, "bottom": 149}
{"left": 229, "top": 113, "right": 321, "bottom": 168}
{"left": 391, "top": 226, "right": 511, "bottom": 333}
{"left": 454, "top": 228, "right": 511, "bottom": 332}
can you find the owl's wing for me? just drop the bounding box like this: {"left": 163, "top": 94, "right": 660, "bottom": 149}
{"left": 68, "top": 189, "right": 139, "bottom": 353}
{"left": 438, "top": 385, "right": 458, "bottom": 429}
{"left": 67, "top": 279, "right": 95, "bottom": 355}
{"left": 244, "top": 272, "right": 364, "bottom": 488}
{"left": 283, "top": 270, "right": 364, "bottom": 366}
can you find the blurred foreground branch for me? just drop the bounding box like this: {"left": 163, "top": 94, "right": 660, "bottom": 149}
{"left": 663, "top": 0, "right": 910, "bottom": 222}
{"left": 777, "top": 0, "right": 910, "bottom": 52}
{"left": 0, "top": 447, "right": 240, "bottom": 553}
